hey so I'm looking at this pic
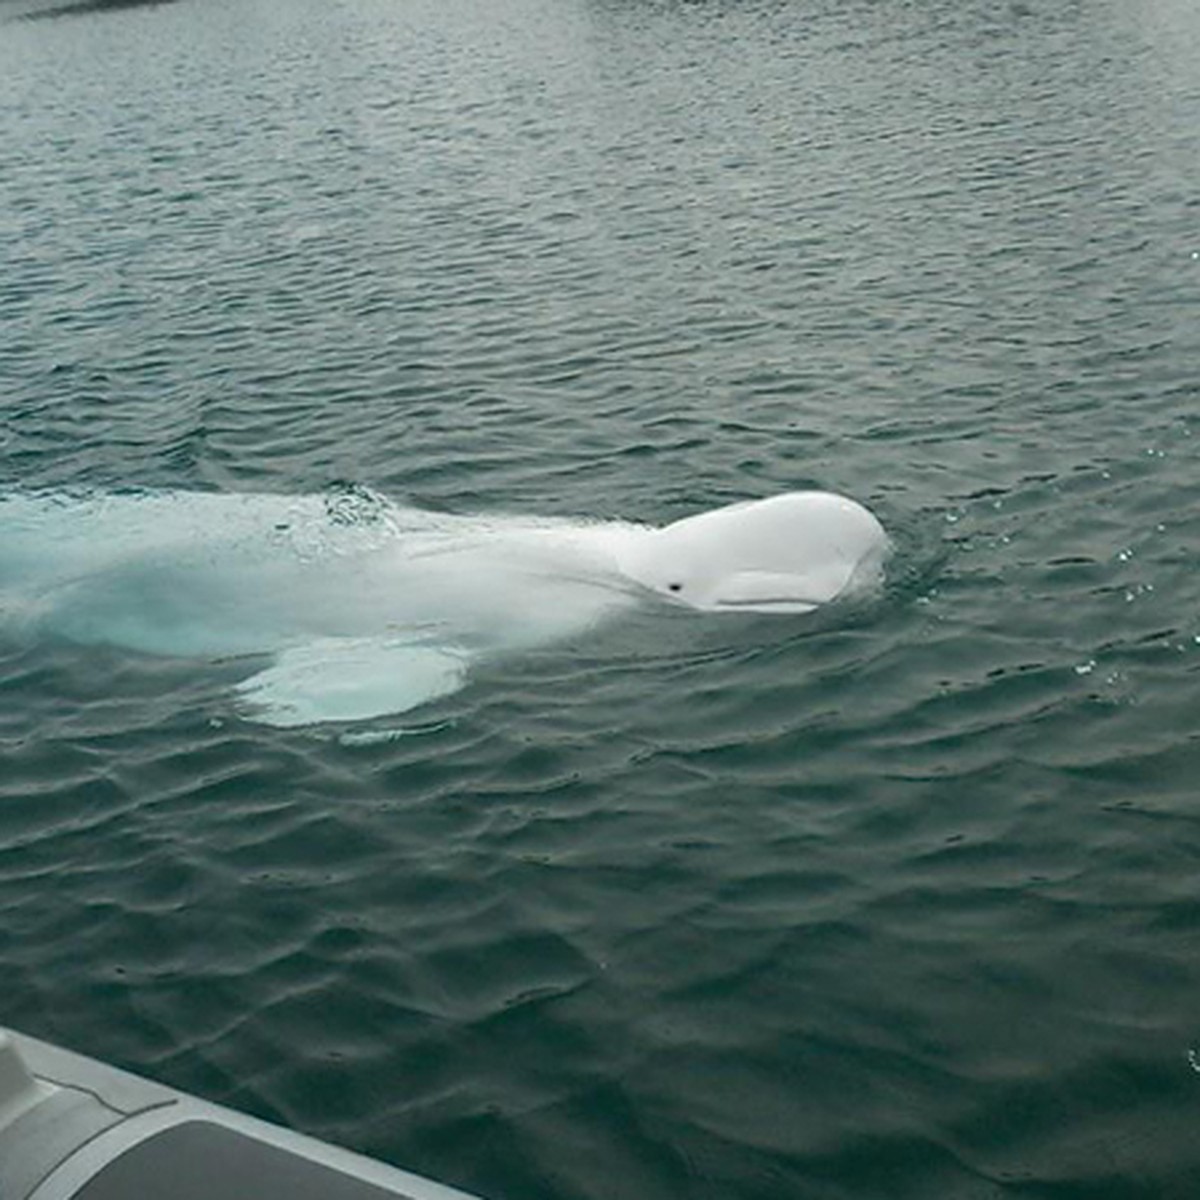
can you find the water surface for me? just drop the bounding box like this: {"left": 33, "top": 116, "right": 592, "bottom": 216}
{"left": 2, "top": 1, "right": 1200, "bottom": 1197}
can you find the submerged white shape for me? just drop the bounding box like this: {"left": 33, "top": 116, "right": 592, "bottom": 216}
{"left": 235, "top": 639, "right": 469, "bottom": 728}
{"left": 0, "top": 487, "right": 888, "bottom": 726}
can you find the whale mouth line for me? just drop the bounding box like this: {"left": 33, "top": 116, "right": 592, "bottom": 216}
{"left": 713, "top": 596, "right": 822, "bottom": 611}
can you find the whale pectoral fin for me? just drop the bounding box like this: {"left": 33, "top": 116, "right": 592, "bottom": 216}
{"left": 234, "top": 638, "right": 470, "bottom": 728}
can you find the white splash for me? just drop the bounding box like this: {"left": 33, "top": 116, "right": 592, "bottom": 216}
{"left": 0, "top": 487, "right": 887, "bottom": 726}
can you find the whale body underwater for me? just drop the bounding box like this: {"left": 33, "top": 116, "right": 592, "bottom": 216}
{"left": 0, "top": 488, "right": 889, "bottom": 727}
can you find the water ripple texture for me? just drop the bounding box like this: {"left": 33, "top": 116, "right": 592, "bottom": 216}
{"left": 3, "top": 1, "right": 1200, "bottom": 1198}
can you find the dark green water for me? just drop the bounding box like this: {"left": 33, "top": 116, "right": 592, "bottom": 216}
{"left": 3, "top": 0, "right": 1200, "bottom": 1196}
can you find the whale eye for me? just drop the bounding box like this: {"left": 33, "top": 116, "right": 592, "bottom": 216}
{"left": 668, "top": 582, "right": 682, "bottom": 593}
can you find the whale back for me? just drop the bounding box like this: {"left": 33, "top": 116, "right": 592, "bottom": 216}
{"left": 615, "top": 491, "right": 888, "bottom": 613}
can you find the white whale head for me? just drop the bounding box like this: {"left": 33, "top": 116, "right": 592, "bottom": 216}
{"left": 616, "top": 491, "right": 888, "bottom": 613}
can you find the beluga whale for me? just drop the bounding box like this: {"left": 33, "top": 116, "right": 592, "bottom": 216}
{"left": 0, "top": 487, "right": 888, "bottom": 727}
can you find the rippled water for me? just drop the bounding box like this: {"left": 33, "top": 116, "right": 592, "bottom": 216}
{"left": 3, "top": 0, "right": 1200, "bottom": 1196}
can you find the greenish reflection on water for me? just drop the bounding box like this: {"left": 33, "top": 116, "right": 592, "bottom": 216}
{"left": 2, "top": 0, "right": 1200, "bottom": 1197}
